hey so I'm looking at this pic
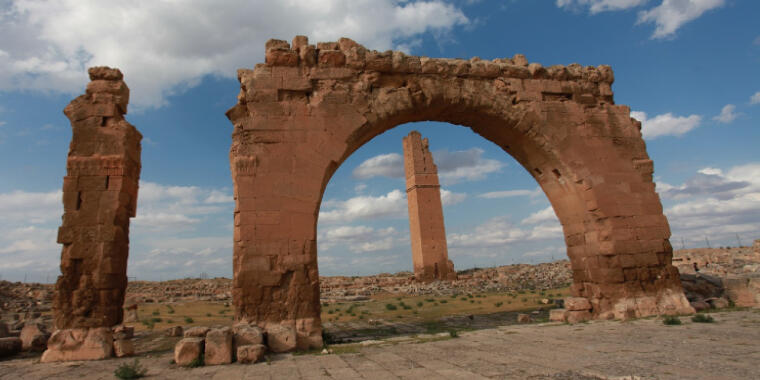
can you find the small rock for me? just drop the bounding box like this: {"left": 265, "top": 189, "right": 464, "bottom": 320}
{"left": 690, "top": 300, "right": 711, "bottom": 312}
{"left": 549, "top": 308, "right": 567, "bottom": 322}
{"left": 236, "top": 344, "right": 266, "bottom": 364}
{"left": 566, "top": 310, "right": 592, "bottom": 324}
{"left": 113, "top": 325, "right": 134, "bottom": 340}
{"left": 113, "top": 339, "right": 134, "bottom": 358}
{"left": 232, "top": 323, "right": 263, "bottom": 350}
{"left": 165, "top": 326, "right": 183, "bottom": 337}
{"left": 184, "top": 326, "right": 211, "bottom": 338}
{"left": 174, "top": 337, "right": 204, "bottom": 366}
{"left": 204, "top": 327, "right": 233, "bottom": 365}
{"left": 20, "top": 323, "right": 49, "bottom": 352}
{"left": 565, "top": 297, "right": 592, "bottom": 311}
{"left": 321, "top": 348, "right": 328, "bottom": 354}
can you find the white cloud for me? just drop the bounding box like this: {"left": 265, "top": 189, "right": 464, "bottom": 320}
{"left": 662, "top": 163, "right": 760, "bottom": 247}
{"left": 134, "top": 181, "right": 232, "bottom": 230}
{"left": 555, "top": 0, "right": 647, "bottom": 14}
{"left": 448, "top": 212, "right": 562, "bottom": 250}
{"left": 0, "top": 189, "right": 62, "bottom": 224}
{"left": 435, "top": 148, "right": 504, "bottom": 184}
{"left": 320, "top": 187, "right": 464, "bottom": 223}
{"left": 521, "top": 206, "right": 559, "bottom": 225}
{"left": 318, "top": 225, "right": 398, "bottom": 253}
{"left": 631, "top": 110, "right": 701, "bottom": 139}
{"left": 750, "top": 92, "right": 760, "bottom": 105}
{"left": 478, "top": 188, "right": 541, "bottom": 199}
{"left": 440, "top": 189, "right": 467, "bottom": 205}
{"left": 353, "top": 153, "right": 404, "bottom": 179}
{"left": 712, "top": 104, "right": 738, "bottom": 124}
{"left": 637, "top": 0, "right": 725, "bottom": 39}
{"left": 320, "top": 189, "right": 407, "bottom": 223}
{"left": 354, "top": 183, "right": 368, "bottom": 193}
{"left": 0, "top": 0, "right": 469, "bottom": 109}
{"left": 353, "top": 147, "right": 503, "bottom": 184}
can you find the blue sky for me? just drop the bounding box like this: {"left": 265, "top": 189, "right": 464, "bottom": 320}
{"left": 0, "top": 0, "right": 758, "bottom": 282}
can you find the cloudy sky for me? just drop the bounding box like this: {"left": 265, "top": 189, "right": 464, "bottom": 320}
{"left": 0, "top": 0, "right": 758, "bottom": 282}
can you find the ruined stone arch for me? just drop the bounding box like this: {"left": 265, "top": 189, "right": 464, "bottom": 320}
{"left": 226, "top": 36, "right": 693, "bottom": 349}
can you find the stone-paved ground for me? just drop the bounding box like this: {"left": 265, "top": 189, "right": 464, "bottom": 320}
{"left": 2, "top": 309, "right": 759, "bottom": 379}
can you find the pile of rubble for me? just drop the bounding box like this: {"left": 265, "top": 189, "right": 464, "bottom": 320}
{"left": 320, "top": 261, "right": 573, "bottom": 302}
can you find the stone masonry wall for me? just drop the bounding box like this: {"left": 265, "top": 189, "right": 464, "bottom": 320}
{"left": 403, "top": 131, "right": 456, "bottom": 282}
{"left": 53, "top": 67, "right": 141, "bottom": 329}
{"left": 227, "top": 36, "right": 693, "bottom": 346}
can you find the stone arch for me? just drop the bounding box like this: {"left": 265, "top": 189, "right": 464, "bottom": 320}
{"left": 227, "top": 36, "right": 693, "bottom": 349}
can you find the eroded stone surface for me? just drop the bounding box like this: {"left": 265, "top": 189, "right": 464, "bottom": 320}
{"left": 174, "top": 337, "right": 203, "bottom": 366}
{"left": 227, "top": 36, "right": 693, "bottom": 338}
{"left": 265, "top": 325, "right": 296, "bottom": 353}
{"left": 20, "top": 323, "right": 49, "bottom": 352}
{"left": 236, "top": 344, "right": 266, "bottom": 364}
{"left": 403, "top": 131, "right": 456, "bottom": 282}
{"left": 52, "top": 66, "right": 141, "bottom": 335}
{"left": 204, "top": 327, "right": 233, "bottom": 365}
{"left": 40, "top": 327, "right": 113, "bottom": 362}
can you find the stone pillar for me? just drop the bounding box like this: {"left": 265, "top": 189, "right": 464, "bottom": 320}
{"left": 44, "top": 67, "right": 141, "bottom": 362}
{"left": 402, "top": 131, "right": 456, "bottom": 282}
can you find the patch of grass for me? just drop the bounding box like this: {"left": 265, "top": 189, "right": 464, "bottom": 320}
{"left": 114, "top": 359, "right": 147, "bottom": 379}
{"left": 385, "top": 303, "right": 397, "bottom": 311}
{"left": 417, "top": 301, "right": 423, "bottom": 307}
{"left": 663, "top": 316, "right": 682, "bottom": 325}
{"left": 439, "top": 300, "right": 448, "bottom": 304}
{"left": 449, "top": 329, "right": 459, "bottom": 338}
{"left": 184, "top": 317, "right": 193, "bottom": 323}
{"left": 692, "top": 314, "right": 715, "bottom": 323}
{"left": 187, "top": 354, "right": 204, "bottom": 368}
{"left": 152, "top": 310, "right": 160, "bottom": 316}
{"left": 495, "top": 302, "right": 503, "bottom": 307}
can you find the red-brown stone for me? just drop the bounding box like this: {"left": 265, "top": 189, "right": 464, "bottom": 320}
{"left": 403, "top": 131, "right": 456, "bottom": 282}
{"left": 227, "top": 36, "right": 694, "bottom": 342}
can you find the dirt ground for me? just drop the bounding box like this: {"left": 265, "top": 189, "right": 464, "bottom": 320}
{"left": 2, "top": 308, "right": 758, "bottom": 379}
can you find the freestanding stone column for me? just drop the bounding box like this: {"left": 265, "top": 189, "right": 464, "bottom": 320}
{"left": 403, "top": 131, "right": 456, "bottom": 282}
{"left": 44, "top": 67, "right": 141, "bottom": 362}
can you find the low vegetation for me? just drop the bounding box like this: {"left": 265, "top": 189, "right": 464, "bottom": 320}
{"left": 663, "top": 316, "right": 682, "bottom": 325}
{"left": 114, "top": 359, "right": 147, "bottom": 379}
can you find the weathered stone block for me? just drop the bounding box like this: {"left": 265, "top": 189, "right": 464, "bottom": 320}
{"left": 184, "top": 326, "right": 210, "bottom": 338}
{"left": 0, "top": 337, "right": 22, "bottom": 358}
{"left": 41, "top": 327, "right": 113, "bottom": 362}
{"left": 113, "top": 338, "right": 134, "bottom": 357}
{"left": 174, "top": 337, "right": 204, "bottom": 366}
{"left": 265, "top": 325, "right": 296, "bottom": 353}
{"left": 565, "top": 297, "right": 592, "bottom": 311}
{"left": 566, "top": 310, "right": 593, "bottom": 324}
{"left": 549, "top": 309, "right": 568, "bottom": 322}
{"left": 20, "top": 323, "right": 49, "bottom": 352}
{"left": 237, "top": 344, "right": 267, "bottom": 364}
{"left": 204, "top": 327, "right": 233, "bottom": 365}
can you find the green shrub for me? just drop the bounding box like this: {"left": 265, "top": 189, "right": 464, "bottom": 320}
{"left": 187, "top": 354, "right": 204, "bottom": 368}
{"left": 663, "top": 316, "right": 682, "bottom": 325}
{"left": 385, "top": 303, "right": 397, "bottom": 311}
{"left": 691, "top": 314, "right": 715, "bottom": 323}
{"left": 417, "top": 301, "right": 423, "bottom": 307}
{"left": 114, "top": 359, "right": 147, "bottom": 379}
{"left": 495, "top": 302, "right": 503, "bottom": 307}
{"left": 439, "top": 300, "right": 448, "bottom": 304}
{"left": 184, "top": 317, "right": 194, "bottom": 323}
{"left": 448, "top": 329, "right": 458, "bottom": 338}
{"left": 152, "top": 310, "right": 159, "bottom": 316}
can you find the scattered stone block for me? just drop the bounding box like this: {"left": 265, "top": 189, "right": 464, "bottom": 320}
{"left": 549, "top": 308, "right": 567, "bottom": 322}
{"left": 41, "top": 327, "right": 113, "bottom": 362}
{"left": 232, "top": 323, "right": 263, "bottom": 350}
{"left": 0, "top": 337, "right": 22, "bottom": 358}
{"left": 236, "top": 344, "right": 266, "bottom": 364}
{"left": 0, "top": 322, "right": 9, "bottom": 338}
{"left": 517, "top": 314, "right": 532, "bottom": 323}
{"left": 174, "top": 337, "right": 204, "bottom": 366}
{"left": 113, "top": 325, "right": 134, "bottom": 340}
{"left": 566, "top": 310, "right": 592, "bottom": 324}
{"left": 166, "top": 326, "right": 183, "bottom": 337}
{"left": 113, "top": 339, "right": 134, "bottom": 358}
{"left": 266, "top": 325, "right": 296, "bottom": 353}
{"left": 565, "top": 297, "right": 592, "bottom": 311}
{"left": 204, "top": 327, "right": 233, "bottom": 365}
{"left": 184, "top": 326, "right": 210, "bottom": 338}
{"left": 20, "top": 323, "right": 49, "bottom": 352}
{"left": 690, "top": 300, "right": 710, "bottom": 312}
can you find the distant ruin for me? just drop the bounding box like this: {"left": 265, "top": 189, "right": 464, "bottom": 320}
{"left": 47, "top": 35, "right": 695, "bottom": 361}
{"left": 402, "top": 131, "right": 456, "bottom": 282}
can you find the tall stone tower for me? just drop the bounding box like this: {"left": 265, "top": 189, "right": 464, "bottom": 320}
{"left": 402, "top": 131, "right": 456, "bottom": 282}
